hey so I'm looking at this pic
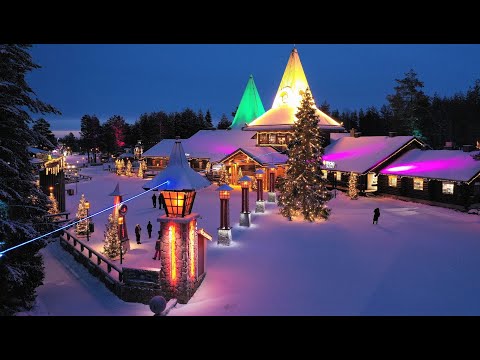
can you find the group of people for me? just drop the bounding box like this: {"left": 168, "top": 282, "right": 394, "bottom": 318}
{"left": 134, "top": 221, "right": 161, "bottom": 260}
{"left": 151, "top": 192, "right": 164, "bottom": 209}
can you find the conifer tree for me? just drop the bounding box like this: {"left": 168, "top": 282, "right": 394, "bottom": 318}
{"left": 0, "top": 44, "right": 60, "bottom": 315}
{"left": 277, "top": 89, "right": 331, "bottom": 222}
{"left": 219, "top": 165, "right": 229, "bottom": 185}
{"left": 47, "top": 192, "right": 60, "bottom": 220}
{"left": 75, "top": 194, "right": 89, "bottom": 235}
{"left": 237, "top": 167, "right": 243, "bottom": 184}
{"left": 138, "top": 162, "right": 144, "bottom": 178}
{"left": 348, "top": 172, "right": 359, "bottom": 200}
{"left": 103, "top": 214, "right": 120, "bottom": 259}
{"left": 125, "top": 159, "right": 132, "bottom": 177}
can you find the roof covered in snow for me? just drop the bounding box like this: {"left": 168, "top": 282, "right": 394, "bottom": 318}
{"left": 220, "top": 146, "right": 288, "bottom": 165}
{"left": 322, "top": 136, "right": 420, "bottom": 174}
{"left": 380, "top": 149, "right": 480, "bottom": 183}
{"left": 244, "top": 105, "right": 344, "bottom": 131}
{"left": 28, "top": 146, "right": 48, "bottom": 154}
{"left": 229, "top": 75, "right": 265, "bottom": 130}
{"left": 142, "top": 130, "right": 256, "bottom": 162}
{"left": 142, "top": 138, "right": 211, "bottom": 191}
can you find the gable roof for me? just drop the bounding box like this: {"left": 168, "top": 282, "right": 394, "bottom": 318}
{"left": 219, "top": 146, "right": 288, "bottom": 166}
{"left": 322, "top": 136, "right": 421, "bottom": 174}
{"left": 380, "top": 149, "right": 480, "bottom": 183}
{"left": 229, "top": 75, "right": 266, "bottom": 130}
{"left": 142, "top": 138, "right": 210, "bottom": 191}
{"left": 142, "top": 130, "right": 256, "bottom": 163}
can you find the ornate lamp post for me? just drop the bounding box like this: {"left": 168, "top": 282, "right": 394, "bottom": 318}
{"left": 255, "top": 169, "right": 265, "bottom": 213}
{"left": 267, "top": 165, "right": 277, "bottom": 203}
{"left": 118, "top": 216, "right": 124, "bottom": 264}
{"left": 85, "top": 200, "right": 90, "bottom": 241}
{"left": 216, "top": 184, "right": 233, "bottom": 245}
{"left": 238, "top": 175, "right": 252, "bottom": 227}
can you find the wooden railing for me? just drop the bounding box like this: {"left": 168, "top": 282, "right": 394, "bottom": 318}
{"left": 59, "top": 230, "right": 123, "bottom": 283}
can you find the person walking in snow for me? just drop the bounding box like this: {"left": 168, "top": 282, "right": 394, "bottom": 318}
{"left": 373, "top": 207, "right": 380, "bottom": 224}
{"left": 152, "top": 193, "right": 157, "bottom": 208}
{"left": 135, "top": 224, "right": 142, "bottom": 244}
{"left": 152, "top": 231, "right": 161, "bottom": 260}
{"left": 147, "top": 220, "right": 153, "bottom": 239}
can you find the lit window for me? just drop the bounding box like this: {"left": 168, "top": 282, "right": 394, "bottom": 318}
{"left": 413, "top": 177, "right": 423, "bottom": 190}
{"left": 388, "top": 175, "right": 397, "bottom": 187}
{"left": 321, "top": 170, "right": 328, "bottom": 179}
{"left": 336, "top": 171, "right": 342, "bottom": 181}
{"left": 442, "top": 182, "right": 454, "bottom": 195}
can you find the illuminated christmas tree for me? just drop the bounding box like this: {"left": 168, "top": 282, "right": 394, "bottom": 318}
{"left": 237, "top": 167, "right": 243, "bottom": 184}
{"left": 103, "top": 213, "right": 120, "bottom": 259}
{"left": 141, "top": 159, "right": 147, "bottom": 171}
{"left": 125, "top": 159, "right": 132, "bottom": 177}
{"left": 348, "top": 172, "right": 359, "bottom": 200}
{"left": 75, "top": 194, "right": 89, "bottom": 235}
{"left": 219, "top": 164, "right": 229, "bottom": 185}
{"left": 138, "top": 162, "right": 144, "bottom": 178}
{"left": 251, "top": 175, "right": 257, "bottom": 190}
{"left": 47, "top": 192, "right": 60, "bottom": 221}
{"left": 205, "top": 161, "right": 211, "bottom": 173}
{"left": 116, "top": 159, "right": 124, "bottom": 175}
{"left": 277, "top": 89, "right": 331, "bottom": 222}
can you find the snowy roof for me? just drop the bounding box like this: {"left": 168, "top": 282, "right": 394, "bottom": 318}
{"left": 229, "top": 75, "right": 266, "bottom": 130}
{"left": 28, "top": 146, "right": 48, "bottom": 154}
{"left": 118, "top": 153, "right": 135, "bottom": 159}
{"left": 219, "top": 146, "right": 288, "bottom": 166}
{"left": 30, "top": 158, "right": 44, "bottom": 164}
{"left": 380, "top": 149, "right": 480, "bottom": 183}
{"left": 243, "top": 105, "right": 344, "bottom": 131}
{"left": 142, "top": 130, "right": 256, "bottom": 162}
{"left": 322, "top": 136, "right": 420, "bottom": 174}
{"left": 142, "top": 138, "right": 211, "bottom": 191}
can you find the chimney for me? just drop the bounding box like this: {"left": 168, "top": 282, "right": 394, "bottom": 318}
{"left": 388, "top": 132, "right": 397, "bottom": 137}
{"left": 350, "top": 128, "right": 356, "bottom": 137}
{"left": 354, "top": 132, "right": 362, "bottom": 138}
{"left": 463, "top": 144, "right": 474, "bottom": 152}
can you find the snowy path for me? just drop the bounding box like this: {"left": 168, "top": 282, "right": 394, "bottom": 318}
{"left": 30, "top": 155, "right": 480, "bottom": 315}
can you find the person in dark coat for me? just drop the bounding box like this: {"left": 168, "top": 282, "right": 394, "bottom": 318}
{"left": 158, "top": 193, "right": 163, "bottom": 210}
{"left": 373, "top": 208, "right": 380, "bottom": 224}
{"left": 147, "top": 221, "right": 153, "bottom": 239}
{"left": 152, "top": 231, "right": 161, "bottom": 260}
{"left": 152, "top": 193, "right": 157, "bottom": 208}
{"left": 135, "top": 224, "right": 142, "bottom": 244}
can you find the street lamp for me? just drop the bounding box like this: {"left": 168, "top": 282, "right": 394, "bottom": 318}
{"left": 255, "top": 169, "right": 266, "bottom": 213}
{"left": 118, "top": 216, "right": 124, "bottom": 264}
{"left": 85, "top": 200, "right": 90, "bottom": 241}
{"left": 268, "top": 165, "right": 276, "bottom": 203}
{"left": 49, "top": 186, "right": 54, "bottom": 194}
{"left": 239, "top": 175, "right": 252, "bottom": 227}
{"left": 216, "top": 184, "right": 233, "bottom": 245}
{"left": 161, "top": 190, "right": 196, "bottom": 218}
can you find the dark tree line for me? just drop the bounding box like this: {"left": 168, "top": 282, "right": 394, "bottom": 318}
{"left": 323, "top": 70, "right": 480, "bottom": 149}
{"left": 70, "top": 108, "right": 231, "bottom": 157}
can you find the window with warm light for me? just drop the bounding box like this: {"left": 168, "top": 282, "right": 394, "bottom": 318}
{"left": 321, "top": 170, "right": 328, "bottom": 179}
{"left": 162, "top": 190, "right": 196, "bottom": 217}
{"left": 413, "top": 178, "right": 424, "bottom": 190}
{"left": 442, "top": 181, "right": 454, "bottom": 195}
{"left": 388, "top": 175, "right": 397, "bottom": 187}
{"left": 336, "top": 171, "right": 342, "bottom": 181}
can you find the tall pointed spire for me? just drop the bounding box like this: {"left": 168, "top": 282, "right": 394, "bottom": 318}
{"left": 229, "top": 75, "right": 266, "bottom": 129}
{"left": 271, "top": 48, "right": 312, "bottom": 109}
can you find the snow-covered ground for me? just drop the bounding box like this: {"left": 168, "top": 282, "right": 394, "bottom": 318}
{"left": 33, "top": 154, "right": 480, "bottom": 315}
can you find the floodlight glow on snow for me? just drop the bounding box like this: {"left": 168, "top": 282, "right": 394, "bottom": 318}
{"left": 170, "top": 224, "right": 176, "bottom": 283}
{"left": 0, "top": 180, "right": 169, "bottom": 258}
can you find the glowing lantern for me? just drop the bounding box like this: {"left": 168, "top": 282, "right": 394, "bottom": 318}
{"left": 216, "top": 184, "right": 233, "bottom": 231}
{"left": 255, "top": 169, "right": 265, "bottom": 201}
{"left": 239, "top": 175, "right": 252, "bottom": 227}
{"left": 161, "top": 190, "right": 196, "bottom": 218}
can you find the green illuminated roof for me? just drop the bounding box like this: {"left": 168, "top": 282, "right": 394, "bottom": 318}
{"left": 229, "top": 75, "right": 266, "bottom": 130}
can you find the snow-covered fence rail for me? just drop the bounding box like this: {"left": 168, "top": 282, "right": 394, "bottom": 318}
{"left": 59, "top": 231, "right": 123, "bottom": 285}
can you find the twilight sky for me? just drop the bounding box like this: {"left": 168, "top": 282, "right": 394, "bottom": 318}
{"left": 28, "top": 44, "right": 480, "bottom": 136}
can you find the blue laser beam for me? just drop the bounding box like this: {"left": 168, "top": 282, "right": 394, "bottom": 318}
{"left": 0, "top": 180, "right": 169, "bottom": 257}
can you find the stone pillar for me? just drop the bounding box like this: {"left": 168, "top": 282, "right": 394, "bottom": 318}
{"left": 158, "top": 213, "right": 201, "bottom": 304}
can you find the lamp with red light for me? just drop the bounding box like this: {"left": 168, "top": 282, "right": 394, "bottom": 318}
{"left": 268, "top": 165, "right": 277, "bottom": 203}
{"left": 216, "top": 184, "right": 233, "bottom": 245}
{"left": 255, "top": 169, "right": 266, "bottom": 213}
{"left": 238, "top": 175, "right": 252, "bottom": 227}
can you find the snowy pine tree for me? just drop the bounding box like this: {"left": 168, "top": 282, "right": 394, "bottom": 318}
{"left": 141, "top": 159, "right": 147, "bottom": 171}
{"left": 277, "top": 89, "right": 331, "bottom": 222}
{"left": 251, "top": 175, "right": 257, "bottom": 190}
{"left": 116, "top": 159, "right": 124, "bottom": 175}
{"left": 47, "top": 192, "right": 60, "bottom": 220}
{"left": 125, "top": 159, "right": 132, "bottom": 177}
{"left": 75, "top": 194, "right": 89, "bottom": 235}
{"left": 0, "top": 44, "right": 60, "bottom": 315}
{"left": 348, "top": 172, "right": 359, "bottom": 200}
{"left": 237, "top": 167, "right": 243, "bottom": 184}
{"left": 219, "top": 165, "right": 229, "bottom": 185}
{"left": 103, "top": 214, "right": 120, "bottom": 259}
{"left": 137, "top": 162, "right": 144, "bottom": 178}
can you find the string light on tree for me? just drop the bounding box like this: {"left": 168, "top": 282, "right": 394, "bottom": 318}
{"left": 103, "top": 213, "right": 121, "bottom": 259}
{"left": 75, "top": 194, "right": 90, "bottom": 235}
{"left": 138, "top": 161, "right": 144, "bottom": 178}
{"left": 348, "top": 172, "right": 359, "bottom": 200}
{"left": 47, "top": 186, "right": 60, "bottom": 221}
{"left": 277, "top": 88, "right": 331, "bottom": 222}
{"left": 125, "top": 159, "right": 133, "bottom": 177}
